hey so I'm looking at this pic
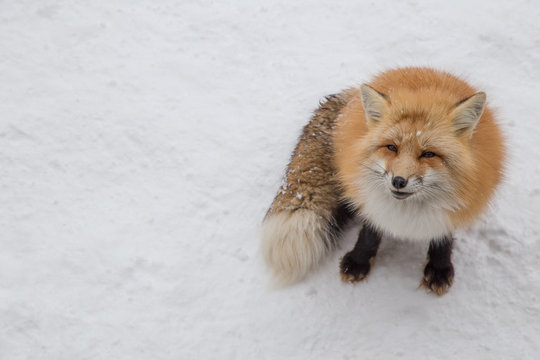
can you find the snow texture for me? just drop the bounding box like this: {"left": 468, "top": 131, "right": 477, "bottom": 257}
{"left": 1, "top": 0, "right": 540, "bottom": 359}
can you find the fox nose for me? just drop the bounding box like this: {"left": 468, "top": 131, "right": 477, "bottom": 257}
{"left": 392, "top": 176, "right": 407, "bottom": 189}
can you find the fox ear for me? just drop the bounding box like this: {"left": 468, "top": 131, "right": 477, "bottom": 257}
{"left": 452, "top": 92, "right": 486, "bottom": 136}
{"left": 360, "top": 84, "right": 389, "bottom": 125}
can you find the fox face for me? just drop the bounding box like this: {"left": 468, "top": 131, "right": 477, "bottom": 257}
{"left": 364, "top": 119, "right": 466, "bottom": 211}
{"left": 351, "top": 84, "right": 487, "bottom": 241}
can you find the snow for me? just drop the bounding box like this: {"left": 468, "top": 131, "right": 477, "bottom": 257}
{"left": 1, "top": 0, "right": 540, "bottom": 359}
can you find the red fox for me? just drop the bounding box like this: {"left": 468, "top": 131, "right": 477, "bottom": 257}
{"left": 261, "top": 67, "right": 505, "bottom": 295}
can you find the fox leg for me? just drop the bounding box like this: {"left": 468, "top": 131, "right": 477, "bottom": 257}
{"left": 421, "top": 237, "right": 454, "bottom": 296}
{"left": 340, "top": 225, "right": 382, "bottom": 283}
{"left": 261, "top": 93, "right": 355, "bottom": 285}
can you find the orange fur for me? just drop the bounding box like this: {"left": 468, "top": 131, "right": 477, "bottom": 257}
{"left": 334, "top": 67, "right": 506, "bottom": 229}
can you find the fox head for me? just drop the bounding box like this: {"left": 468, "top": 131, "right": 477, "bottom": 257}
{"left": 356, "top": 84, "right": 486, "bottom": 211}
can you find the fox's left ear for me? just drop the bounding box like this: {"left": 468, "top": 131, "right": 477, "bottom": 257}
{"left": 451, "top": 92, "right": 486, "bottom": 137}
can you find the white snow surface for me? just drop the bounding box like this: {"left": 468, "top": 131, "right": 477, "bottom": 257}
{"left": 2, "top": 0, "right": 540, "bottom": 359}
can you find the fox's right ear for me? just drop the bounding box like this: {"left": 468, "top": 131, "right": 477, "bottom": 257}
{"left": 360, "top": 84, "right": 389, "bottom": 125}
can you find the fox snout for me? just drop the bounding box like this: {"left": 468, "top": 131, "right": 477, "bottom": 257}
{"left": 387, "top": 173, "right": 418, "bottom": 200}
{"left": 391, "top": 176, "right": 407, "bottom": 190}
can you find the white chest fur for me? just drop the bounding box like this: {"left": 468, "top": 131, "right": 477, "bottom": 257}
{"left": 361, "top": 190, "right": 454, "bottom": 243}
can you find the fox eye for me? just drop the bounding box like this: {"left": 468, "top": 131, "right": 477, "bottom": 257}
{"left": 386, "top": 145, "right": 398, "bottom": 152}
{"left": 421, "top": 151, "right": 436, "bottom": 158}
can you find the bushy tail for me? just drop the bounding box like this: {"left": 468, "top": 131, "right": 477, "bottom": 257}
{"left": 261, "top": 92, "right": 354, "bottom": 286}
{"left": 261, "top": 209, "right": 335, "bottom": 286}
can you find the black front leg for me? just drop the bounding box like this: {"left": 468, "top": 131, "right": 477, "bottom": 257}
{"left": 340, "top": 225, "right": 382, "bottom": 283}
{"left": 421, "top": 236, "right": 455, "bottom": 296}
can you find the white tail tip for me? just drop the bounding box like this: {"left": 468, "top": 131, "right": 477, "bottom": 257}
{"left": 261, "top": 209, "right": 331, "bottom": 287}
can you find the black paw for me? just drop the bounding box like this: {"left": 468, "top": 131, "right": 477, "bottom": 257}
{"left": 421, "top": 262, "right": 454, "bottom": 296}
{"left": 339, "top": 252, "right": 374, "bottom": 283}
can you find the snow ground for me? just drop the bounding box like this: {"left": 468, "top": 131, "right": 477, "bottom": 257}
{"left": 1, "top": 0, "right": 540, "bottom": 359}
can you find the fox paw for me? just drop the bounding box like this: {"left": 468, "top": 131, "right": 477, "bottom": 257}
{"left": 421, "top": 262, "right": 454, "bottom": 296}
{"left": 339, "top": 253, "right": 374, "bottom": 283}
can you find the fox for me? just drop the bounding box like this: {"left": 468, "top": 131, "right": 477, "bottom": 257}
{"left": 261, "top": 67, "right": 505, "bottom": 295}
